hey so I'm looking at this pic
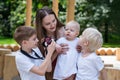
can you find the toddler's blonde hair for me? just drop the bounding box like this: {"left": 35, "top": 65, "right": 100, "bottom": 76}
{"left": 66, "top": 20, "right": 80, "bottom": 32}
{"left": 82, "top": 27, "right": 103, "bottom": 52}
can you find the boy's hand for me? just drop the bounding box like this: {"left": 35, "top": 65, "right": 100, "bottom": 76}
{"left": 47, "top": 39, "right": 56, "bottom": 55}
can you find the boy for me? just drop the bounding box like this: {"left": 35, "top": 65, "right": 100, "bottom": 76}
{"left": 53, "top": 20, "right": 80, "bottom": 80}
{"left": 76, "top": 27, "right": 107, "bottom": 80}
{"left": 13, "top": 26, "right": 56, "bottom": 80}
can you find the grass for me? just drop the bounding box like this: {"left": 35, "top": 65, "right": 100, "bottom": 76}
{"left": 0, "top": 37, "right": 17, "bottom": 45}
{"left": 0, "top": 37, "right": 120, "bottom": 48}
{"left": 103, "top": 43, "right": 120, "bottom": 48}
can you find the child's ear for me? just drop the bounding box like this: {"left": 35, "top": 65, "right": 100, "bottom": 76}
{"left": 83, "top": 41, "right": 88, "bottom": 46}
{"left": 22, "top": 40, "right": 27, "bottom": 45}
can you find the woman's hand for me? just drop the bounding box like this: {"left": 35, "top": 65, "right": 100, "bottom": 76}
{"left": 55, "top": 44, "right": 62, "bottom": 54}
{"left": 55, "top": 43, "right": 69, "bottom": 54}
{"left": 60, "top": 43, "right": 69, "bottom": 54}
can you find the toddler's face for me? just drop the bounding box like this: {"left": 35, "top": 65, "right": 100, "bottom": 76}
{"left": 65, "top": 26, "right": 78, "bottom": 40}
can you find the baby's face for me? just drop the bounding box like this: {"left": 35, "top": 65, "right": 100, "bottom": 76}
{"left": 65, "top": 26, "right": 78, "bottom": 41}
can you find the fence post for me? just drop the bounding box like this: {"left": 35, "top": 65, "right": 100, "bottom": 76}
{"left": 0, "top": 48, "right": 11, "bottom": 78}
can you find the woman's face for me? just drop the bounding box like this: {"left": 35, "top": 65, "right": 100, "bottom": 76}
{"left": 42, "top": 14, "right": 57, "bottom": 33}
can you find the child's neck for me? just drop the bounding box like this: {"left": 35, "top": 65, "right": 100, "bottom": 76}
{"left": 81, "top": 50, "right": 91, "bottom": 57}
{"left": 21, "top": 47, "right": 32, "bottom": 54}
{"left": 66, "top": 37, "right": 76, "bottom": 41}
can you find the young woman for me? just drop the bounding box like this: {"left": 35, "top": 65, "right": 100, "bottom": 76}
{"left": 35, "top": 6, "right": 66, "bottom": 80}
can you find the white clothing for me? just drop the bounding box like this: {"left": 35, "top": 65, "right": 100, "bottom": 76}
{"left": 76, "top": 52, "right": 104, "bottom": 80}
{"left": 15, "top": 47, "right": 45, "bottom": 80}
{"left": 54, "top": 37, "right": 79, "bottom": 79}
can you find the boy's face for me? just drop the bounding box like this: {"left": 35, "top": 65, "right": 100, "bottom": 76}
{"left": 65, "top": 26, "right": 78, "bottom": 40}
{"left": 24, "top": 34, "right": 39, "bottom": 49}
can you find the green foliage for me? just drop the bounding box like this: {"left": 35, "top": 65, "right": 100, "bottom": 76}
{"left": 75, "top": 0, "right": 110, "bottom": 28}
{"left": 57, "top": 1, "right": 66, "bottom": 24}
{"left": 0, "top": 0, "right": 53, "bottom": 37}
{"left": 110, "top": 0, "right": 120, "bottom": 42}
{"left": 75, "top": 0, "right": 120, "bottom": 43}
{"left": 0, "top": 37, "right": 16, "bottom": 44}
{"left": 103, "top": 43, "right": 120, "bottom": 48}
{"left": 0, "top": 0, "right": 26, "bottom": 37}
{"left": 10, "top": 0, "right": 26, "bottom": 36}
{"left": 0, "top": 1, "right": 11, "bottom": 37}
{"left": 0, "top": 0, "right": 120, "bottom": 45}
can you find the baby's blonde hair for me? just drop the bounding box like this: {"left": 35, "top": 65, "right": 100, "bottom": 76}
{"left": 66, "top": 20, "right": 80, "bottom": 32}
{"left": 82, "top": 27, "right": 103, "bottom": 52}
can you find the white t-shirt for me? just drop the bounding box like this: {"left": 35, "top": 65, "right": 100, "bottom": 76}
{"left": 76, "top": 52, "right": 104, "bottom": 80}
{"left": 15, "top": 47, "right": 45, "bottom": 80}
{"left": 53, "top": 37, "right": 79, "bottom": 79}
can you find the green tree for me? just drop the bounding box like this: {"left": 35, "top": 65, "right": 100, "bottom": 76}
{"left": 0, "top": 0, "right": 11, "bottom": 37}
{"left": 110, "top": 0, "right": 120, "bottom": 43}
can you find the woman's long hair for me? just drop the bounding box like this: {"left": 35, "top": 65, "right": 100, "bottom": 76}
{"left": 35, "top": 6, "right": 64, "bottom": 57}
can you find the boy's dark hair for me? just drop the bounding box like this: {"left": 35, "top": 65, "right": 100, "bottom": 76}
{"left": 13, "top": 26, "right": 36, "bottom": 45}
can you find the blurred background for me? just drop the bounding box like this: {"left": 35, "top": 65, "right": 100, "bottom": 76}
{"left": 0, "top": 0, "right": 120, "bottom": 47}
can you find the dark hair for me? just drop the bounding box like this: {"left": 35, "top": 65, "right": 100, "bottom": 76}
{"left": 13, "top": 26, "right": 36, "bottom": 45}
{"left": 35, "top": 6, "right": 64, "bottom": 56}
